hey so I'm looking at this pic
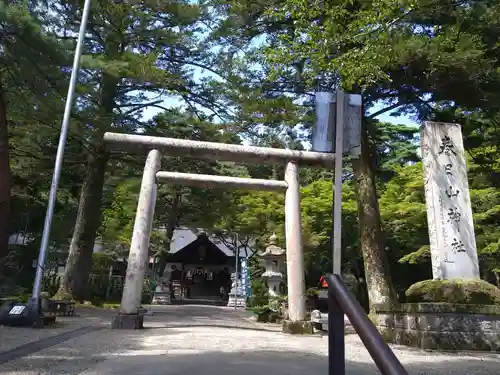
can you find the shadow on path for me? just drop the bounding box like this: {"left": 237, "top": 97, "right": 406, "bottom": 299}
{"left": 0, "top": 327, "right": 102, "bottom": 365}
{"left": 1, "top": 349, "right": 498, "bottom": 375}
{"left": 143, "top": 323, "right": 279, "bottom": 333}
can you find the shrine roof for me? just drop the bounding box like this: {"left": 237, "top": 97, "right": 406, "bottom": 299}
{"left": 167, "top": 227, "right": 255, "bottom": 257}
{"left": 166, "top": 234, "right": 231, "bottom": 264}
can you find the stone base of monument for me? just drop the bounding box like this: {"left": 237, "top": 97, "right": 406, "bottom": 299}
{"left": 282, "top": 319, "right": 313, "bottom": 334}
{"left": 111, "top": 313, "right": 144, "bottom": 330}
{"left": 152, "top": 293, "right": 171, "bottom": 305}
{"left": 374, "top": 303, "right": 500, "bottom": 352}
{"left": 227, "top": 295, "right": 246, "bottom": 308}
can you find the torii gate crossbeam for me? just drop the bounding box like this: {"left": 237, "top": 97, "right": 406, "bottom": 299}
{"left": 103, "top": 132, "right": 335, "bottom": 168}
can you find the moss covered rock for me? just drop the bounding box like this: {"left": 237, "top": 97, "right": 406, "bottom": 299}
{"left": 52, "top": 291, "right": 74, "bottom": 301}
{"left": 406, "top": 279, "right": 500, "bottom": 305}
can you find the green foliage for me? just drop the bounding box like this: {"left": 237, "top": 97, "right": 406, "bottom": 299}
{"left": 1, "top": 0, "right": 80, "bottom": 264}
{"left": 247, "top": 278, "right": 286, "bottom": 322}
{"left": 215, "top": 178, "right": 359, "bottom": 285}
{"left": 249, "top": 305, "right": 282, "bottom": 323}
{"left": 380, "top": 163, "right": 429, "bottom": 263}
{"left": 306, "top": 287, "right": 319, "bottom": 297}
{"left": 406, "top": 279, "right": 500, "bottom": 305}
{"left": 247, "top": 278, "right": 269, "bottom": 308}
{"left": 263, "top": 0, "right": 500, "bottom": 115}
{"left": 52, "top": 291, "right": 74, "bottom": 302}
{"left": 213, "top": 122, "right": 414, "bottom": 286}
{"left": 100, "top": 179, "right": 141, "bottom": 250}
{"left": 372, "top": 122, "right": 420, "bottom": 181}
{"left": 380, "top": 161, "right": 500, "bottom": 279}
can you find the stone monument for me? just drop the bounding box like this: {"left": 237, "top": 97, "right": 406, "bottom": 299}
{"left": 227, "top": 272, "right": 246, "bottom": 308}
{"left": 259, "top": 233, "right": 286, "bottom": 298}
{"left": 421, "top": 121, "right": 480, "bottom": 279}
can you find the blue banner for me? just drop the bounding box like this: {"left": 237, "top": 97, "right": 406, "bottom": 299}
{"left": 240, "top": 258, "right": 251, "bottom": 297}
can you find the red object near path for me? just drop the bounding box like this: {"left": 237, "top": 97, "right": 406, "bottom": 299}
{"left": 320, "top": 275, "right": 329, "bottom": 288}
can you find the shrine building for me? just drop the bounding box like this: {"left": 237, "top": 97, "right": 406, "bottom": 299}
{"left": 150, "top": 228, "right": 244, "bottom": 302}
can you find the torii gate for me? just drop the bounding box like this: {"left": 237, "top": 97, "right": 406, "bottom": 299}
{"left": 103, "top": 91, "right": 362, "bottom": 331}
{"left": 104, "top": 133, "right": 332, "bottom": 330}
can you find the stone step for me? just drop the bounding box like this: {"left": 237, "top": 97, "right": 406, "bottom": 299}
{"left": 152, "top": 293, "right": 172, "bottom": 305}
{"left": 227, "top": 297, "right": 246, "bottom": 308}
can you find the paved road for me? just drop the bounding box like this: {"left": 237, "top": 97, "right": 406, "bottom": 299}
{"left": 0, "top": 305, "right": 498, "bottom": 375}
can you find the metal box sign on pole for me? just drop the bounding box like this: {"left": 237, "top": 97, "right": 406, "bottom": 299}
{"left": 312, "top": 91, "right": 362, "bottom": 158}
{"left": 343, "top": 94, "right": 362, "bottom": 158}
{"left": 313, "top": 92, "right": 336, "bottom": 153}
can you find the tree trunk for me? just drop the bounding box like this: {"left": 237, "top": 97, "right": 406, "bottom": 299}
{"left": 156, "top": 191, "right": 182, "bottom": 278}
{"left": 353, "top": 119, "right": 397, "bottom": 313}
{"left": 493, "top": 270, "right": 500, "bottom": 288}
{"left": 55, "top": 47, "right": 119, "bottom": 299}
{"left": 56, "top": 147, "right": 109, "bottom": 300}
{"left": 0, "top": 81, "right": 11, "bottom": 274}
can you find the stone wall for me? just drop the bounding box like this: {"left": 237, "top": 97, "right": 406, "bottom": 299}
{"left": 375, "top": 303, "right": 500, "bottom": 352}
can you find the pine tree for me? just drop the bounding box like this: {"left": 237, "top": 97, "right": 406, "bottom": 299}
{"left": 51, "top": 0, "right": 230, "bottom": 299}
{"left": 0, "top": 1, "right": 68, "bottom": 274}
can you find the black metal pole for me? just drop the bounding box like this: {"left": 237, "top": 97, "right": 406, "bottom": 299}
{"left": 327, "top": 274, "right": 409, "bottom": 375}
{"left": 328, "top": 282, "right": 345, "bottom": 375}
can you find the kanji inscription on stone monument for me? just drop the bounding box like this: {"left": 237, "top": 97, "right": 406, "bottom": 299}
{"left": 420, "top": 122, "right": 480, "bottom": 280}
{"left": 444, "top": 164, "right": 453, "bottom": 176}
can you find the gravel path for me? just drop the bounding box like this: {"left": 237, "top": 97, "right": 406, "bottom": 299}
{"left": 0, "top": 305, "right": 498, "bottom": 375}
{"left": 0, "top": 307, "right": 111, "bottom": 354}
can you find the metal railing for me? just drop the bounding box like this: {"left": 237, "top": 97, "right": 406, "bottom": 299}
{"left": 327, "top": 274, "right": 409, "bottom": 375}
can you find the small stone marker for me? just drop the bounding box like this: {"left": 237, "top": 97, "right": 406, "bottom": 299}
{"left": 421, "top": 121, "right": 480, "bottom": 279}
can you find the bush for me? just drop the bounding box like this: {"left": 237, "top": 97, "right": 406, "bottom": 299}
{"left": 2, "top": 294, "right": 29, "bottom": 303}
{"left": 53, "top": 291, "right": 74, "bottom": 301}
{"left": 406, "top": 279, "right": 500, "bottom": 305}
{"left": 306, "top": 287, "right": 319, "bottom": 296}
{"left": 248, "top": 305, "right": 283, "bottom": 323}
{"left": 247, "top": 278, "right": 269, "bottom": 308}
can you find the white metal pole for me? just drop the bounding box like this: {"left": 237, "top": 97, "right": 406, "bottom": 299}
{"left": 333, "top": 90, "right": 345, "bottom": 275}
{"left": 234, "top": 232, "right": 239, "bottom": 309}
{"left": 30, "top": 0, "right": 93, "bottom": 310}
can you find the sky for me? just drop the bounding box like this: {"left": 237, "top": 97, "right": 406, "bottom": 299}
{"left": 372, "top": 107, "right": 418, "bottom": 127}
{"left": 140, "top": 91, "right": 419, "bottom": 130}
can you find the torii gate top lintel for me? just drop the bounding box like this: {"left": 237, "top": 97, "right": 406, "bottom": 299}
{"left": 103, "top": 132, "right": 335, "bottom": 169}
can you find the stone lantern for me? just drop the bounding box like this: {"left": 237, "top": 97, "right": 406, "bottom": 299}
{"left": 259, "top": 233, "right": 286, "bottom": 298}
{"left": 152, "top": 266, "right": 172, "bottom": 305}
